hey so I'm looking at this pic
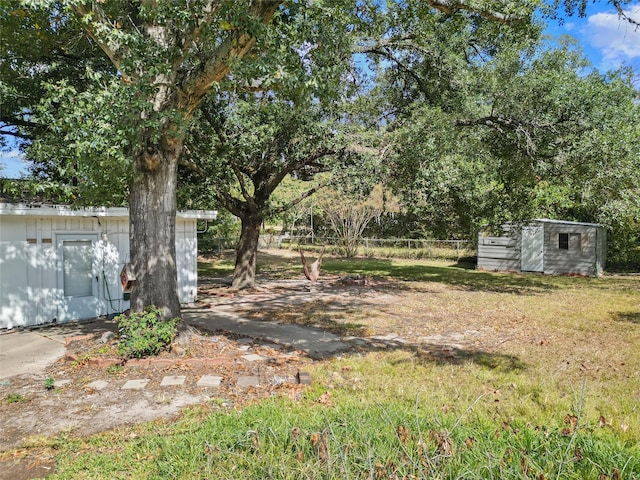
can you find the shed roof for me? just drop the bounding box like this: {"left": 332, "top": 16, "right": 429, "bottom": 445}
{"left": 532, "top": 218, "right": 603, "bottom": 228}
{"left": 0, "top": 203, "right": 217, "bottom": 220}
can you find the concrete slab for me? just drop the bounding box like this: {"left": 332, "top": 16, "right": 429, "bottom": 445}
{"left": 184, "top": 310, "right": 349, "bottom": 358}
{"left": 0, "top": 306, "right": 347, "bottom": 382}
{"left": 197, "top": 375, "right": 222, "bottom": 388}
{"left": 241, "top": 354, "right": 265, "bottom": 362}
{"left": 160, "top": 375, "right": 186, "bottom": 386}
{"left": 87, "top": 380, "right": 109, "bottom": 391}
{"left": 0, "top": 318, "right": 117, "bottom": 380}
{"left": 237, "top": 376, "right": 260, "bottom": 388}
{"left": 0, "top": 330, "right": 67, "bottom": 379}
{"left": 122, "top": 379, "right": 150, "bottom": 390}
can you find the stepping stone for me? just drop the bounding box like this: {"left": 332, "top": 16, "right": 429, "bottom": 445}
{"left": 160, "top": 375, "right": 186, "bottom": 387}
{"left": 271, "top": 375, "right": 297, "bottom": 386}
{"left": 238, "top": 345, "right": 251, "bottom": 352}
{"left": 242, "top": 354, "right": 264, "bottom": 362}
{"left": 54, "top": 379, "right": 72, "bottom": 388}
{"left": 237, "top": 376, "right": 260, "bottom": 388}
{"left": 86, "top": 380, "right": 109, "bottom": 391}
{"left": 197, "top": 375, "right": 223, "bottom": 388}
{"left": 122, "top": 379, "right": 150, "bottom": 390}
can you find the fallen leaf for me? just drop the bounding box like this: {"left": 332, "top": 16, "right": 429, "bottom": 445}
{"left": 429, "top": 430, "right": 454, "bottom": 456}
{"left": 574, "top": 447, "right": 583, "bottom": 461}
{"left": 396, "top": 425, "right": 409, "bottom": 444}
{"left": 314, "top": 391, "right": 333, "bottom": 406}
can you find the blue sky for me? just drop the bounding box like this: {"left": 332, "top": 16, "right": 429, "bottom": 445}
{"left": 1, "top": 3, "right": 639, "bottom": 179}
{"left": 545, "top": 2, "right": 640, "bottom": 73}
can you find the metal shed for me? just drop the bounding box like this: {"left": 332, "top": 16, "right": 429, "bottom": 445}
{"left": 477, "top": 219, "right": 606, "bottom": 277}
{"left": 0, "top": 203, "right": 217, "bottom": 329}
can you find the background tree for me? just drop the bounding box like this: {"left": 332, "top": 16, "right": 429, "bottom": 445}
{"left": 0, "top": 4, "right": 113, "bottom": 145}
{"left": 181, "top": 94, "right": 353, "bottom": 289}
{"left": 368, "top": 28, "right": 639, "bottom": 263}
{"left": 319, "top": 185, "right": 394, "bottom": 258}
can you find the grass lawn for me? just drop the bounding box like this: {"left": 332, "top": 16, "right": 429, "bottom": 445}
{"left": 42, "top": 252, "right": 640, "bottom": 478}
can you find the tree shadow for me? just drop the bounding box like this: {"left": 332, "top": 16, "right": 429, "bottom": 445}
{"left": 190, "top": 283, "right": 528, "bottom": 372}
{"left": 385, "top": 345, "right": 527, "bottom": 373}
{"left": 611, "top": 311, "right": 640, "bottom": 324}
{"left": 13, "top": 316, "right": 119, "bottom": 337}
{"left": 248, "top": 250, "right": 559, "bottom": 295}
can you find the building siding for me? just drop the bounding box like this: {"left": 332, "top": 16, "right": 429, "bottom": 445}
{"left": 1, "top": 205, "right": 215, "bottom": 329}
{"left": 477, "top": 220, "right": 605, "bottom": 277}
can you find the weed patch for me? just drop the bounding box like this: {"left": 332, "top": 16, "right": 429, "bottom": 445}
{"left": 5, "top": 393, "right": 29, "bottom": 404}
{"left": 116, "top": 306, "right": 178, "bottom": 359}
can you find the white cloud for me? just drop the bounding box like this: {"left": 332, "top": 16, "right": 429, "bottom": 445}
{"left": 0, "top": 150, "right": 29, "bottom": 179}
{"left": 582, "top": 4, "right": 640, "bottom": 69}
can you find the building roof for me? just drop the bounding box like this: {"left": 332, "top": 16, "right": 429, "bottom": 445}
{"left": 532, "top": 218, "right": 603, "bottom": 228}
{"left": 0, "top": 203, "right": 217, "bottom": 220}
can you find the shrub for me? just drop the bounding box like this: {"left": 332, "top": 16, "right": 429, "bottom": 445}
{"left": 116, "top": 306, "right": 178, "bottom": 359}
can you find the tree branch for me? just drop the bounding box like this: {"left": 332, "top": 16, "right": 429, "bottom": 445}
{"left": 179, "top": 0, "right": 282, "bottom": 116}
{"left": 269, "top": 181, "right": 330, "bottom": 216}
{"left": 265, "top": 147, "right": 336, "bottom": 195}
{"left": 0, "top": 129, "right": 32, "bottom": 140}
{"left": 72, "top": 4, "right": 127, "bottom": 78}
{"left": 211, "top": 187, "right": 244, "bottom": 218}
{"left": 611, "top": 0, "right": 640, "bottom": 28}
{"left": 177, "top": 157, "right": 207, "bottom": 177}
{"left": 426, "top": 0, "right": 525, "bottom": 24}
{"left": 230, "top": 160, "right": 257, "bottom": 209}
{"left": 352, "top": 35, "right": 416, "bottom": 54}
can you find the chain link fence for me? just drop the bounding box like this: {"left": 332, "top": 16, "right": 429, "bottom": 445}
{"left": 199, "top": 235, "right": 476, "bottom": 261}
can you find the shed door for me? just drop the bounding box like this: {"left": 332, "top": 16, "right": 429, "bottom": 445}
{"left": 57, "top": 234, "right": 100, "bottom": 322}
{"left": 521, "top": 226, "right": 544, "bottom": 272}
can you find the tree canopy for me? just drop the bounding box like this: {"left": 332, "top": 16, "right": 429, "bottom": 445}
{"left": 1, "top": 0, "right": 638, "bottom": 318}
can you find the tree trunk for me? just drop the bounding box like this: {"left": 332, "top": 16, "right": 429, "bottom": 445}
{"left": 232, "top": 215, "right": 263, "bottom": 290}
{"left": 129, "top": 130, "right": 181, "bottom": 319}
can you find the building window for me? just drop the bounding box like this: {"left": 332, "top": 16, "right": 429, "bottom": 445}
{"left": 558, "top": 233, "right": 569, "bottom": 250}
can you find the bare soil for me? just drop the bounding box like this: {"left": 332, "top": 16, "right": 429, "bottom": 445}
{"left": 1, "top": 258, "right": 638, "bottom": 479}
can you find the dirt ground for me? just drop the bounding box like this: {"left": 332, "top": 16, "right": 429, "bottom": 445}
{"left": 0, "top": 276, "right": 398, "bottom": 479}
{"left": 2, "top": 259, "right": 637, "bottom": 479}
{"left": 0, "top": 276, "right": 495, "bottom": 478}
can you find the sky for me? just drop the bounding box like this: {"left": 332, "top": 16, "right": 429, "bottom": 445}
{"left": 1, "top": 2, "right": 639, "bottom": 179}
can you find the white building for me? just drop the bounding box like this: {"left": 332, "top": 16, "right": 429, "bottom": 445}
{"left": 0, "top": 203, "right": 217, "bottom": 329}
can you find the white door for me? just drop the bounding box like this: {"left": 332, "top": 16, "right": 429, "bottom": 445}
{"left": 521, "top": 226, "right": 544, "bottom": 272}
{"left": 56, "top": 234, "right": 100, "bottom": 322}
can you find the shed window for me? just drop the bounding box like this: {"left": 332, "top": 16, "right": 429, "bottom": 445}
{"left": 558, "top": 233, "right": 569, "bottom": 250}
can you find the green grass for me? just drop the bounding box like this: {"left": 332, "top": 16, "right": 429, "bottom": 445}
{"left": 23, "top": 252, "right": 640, "bottom": 478}
{"left": 48, "top": 390, "right": 639, "bottom": 479}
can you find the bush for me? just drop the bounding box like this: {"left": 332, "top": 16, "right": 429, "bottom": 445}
{"left": 116, "top": 306, "right": 178, "bottom": 359}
